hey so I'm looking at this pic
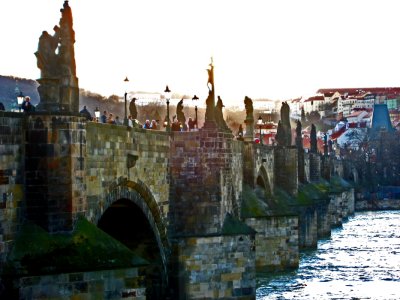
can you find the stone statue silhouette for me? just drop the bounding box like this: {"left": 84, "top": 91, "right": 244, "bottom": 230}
{"left": 129, "top": 98, "right": 137, "bottom": 120}
{"left": 275, "top": 121, "right": 285, "bottom": 146}
{"left": 205, "top": 58, "right": 216, "bottom": 124}
{"left": 295, "top": 120, "right": 303, "bottom": 149}
{"left": 176, "top": 99, "right": 187, "bottom": 131}
{"left": 207, "top": 57, "right": 214, "bottom": 92}
{"left": 36, "top": 26, "right": 60, "bottom": 78}
{"left": 280, "top": 101, "right": 292, "bottom": 146}
{"left": 243, "top": 96, "right": 254, "bottom": 141}
{"left": 310, "top": 124, "right": 317, "bottom": 153}
{"left": 244, "top": 96, "right": 253, "bottom": 119}
{"left": 35, "top": 1, "right": 79, "bottom": 113}
{"left": 205, "top": 90, "right": 215, "bottom": 122}
{"left": 215, "top": 96, "right": 229, "bottom": 131}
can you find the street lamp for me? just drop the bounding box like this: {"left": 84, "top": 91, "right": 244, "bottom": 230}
{"left": 124, "top": 76, "right": 129, "bottom": 126}
{"left": 192, "top": 95, "right": 199, "bottom": 129}
{"left": 257, "top": 115, "right": 263, "bottom": 145}
{"left": 164, "top": 85, "right": 171, "bottom": 132}
{"left": 17, "top": 91, "right": 24, "bottom": 112}
{"left": 94, "top": 107, "right": 100, "bottom": 122}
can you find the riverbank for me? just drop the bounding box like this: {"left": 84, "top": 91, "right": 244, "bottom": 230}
{"left": 355, "top": 198, "right": 400, "bottom": 211}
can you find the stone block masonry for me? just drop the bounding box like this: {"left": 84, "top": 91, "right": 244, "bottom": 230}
{"left": 176, "top": 235, "right": 255, "bottom": 299}
{"left": 168, "top": 129, "right": 243, "bottom": 237}
{"left": 245, "top": 216, "right": 299, "bottom": 271}
{"left": 24, "top": 114, "right": 87, "bottom": 233}
{"left": 18, "top": 267, "right": 146, "bottom": 300}
{"left": 274, "top": 147, "right": 298, "bottom": 197}
{"left": 0, "top": 112, "right": 25, "bottom": 264}
{"left": 85, "top": 123, "right": 170, "bottom": 226}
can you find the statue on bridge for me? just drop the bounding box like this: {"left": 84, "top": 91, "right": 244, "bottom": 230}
{"left": 295, "top": 120, "right": 303, "bottom": 149}
{"left": 35, "top": 1, "right": 79, "bottom": 113}
{"left": 176, "top": 99, "right": 187, "bottom": 131}
{"left": 215, "top": 96, "right": 229, "bottom": 132}
{"left": 310, "top": 124, "right": 317, "bottom": 153}
{"left": 279, "top": 101, "right": 292, "bottom": 146}
{"left": 36, "top": 26, "right": 60, "bottom": 79}
{"left": 243, "top": 96, "right": 254, "bottom": 141}
{"left": 129, "top": 98, "right": 138, "bottom": 120}
{"left": 204, "top": 58, "right": 216, "bottom": 126}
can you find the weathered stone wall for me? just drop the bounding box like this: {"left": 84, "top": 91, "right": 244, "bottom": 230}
{"left": 356, "top": 198, "right": 400, "bottom": 211}
{"left": 24, "top": 114, "right": 86, "bottom": 232}
{"left": 245, "top": 216, "right": 299, "bottom": 271}
{"left": 176, "top": 235, "right": 255, "bottom": 299}
{"left": 253, "top": 145, "right": 275, "bottom": 195}
{"left": 274, "top": 146, "right": 298, "bottom": 197}
{"left": 85, "top": 123, "right": 170, "bottom": 226}
{"left": 328, "top": 193, "right": 344, "bottom": 227}
{"left": 168, "top": 129, "right": 241, "bottom": 236}
{"left": 18, "top": 267, "right": 146, "bottom": 300}
{"left": 332, "top": 159, "right": 344, "bottom": 177}
{"left": 316, "top": 201, "right": 331, "bottom": 238}
{"left": 0, "top": 112, "right": 24, "bottom": 264}
{"left": 307, "top": 152, "right": 321, "bottom": 182}
{"left": 298, "top": 206, "right": 318, "bottom": 249}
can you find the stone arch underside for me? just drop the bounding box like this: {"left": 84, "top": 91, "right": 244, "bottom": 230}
{"left": 256, "top": 165, "right": 274, "bottom": 207}
{"left": 94, "top": 179, "right": 170, "bottom": 283}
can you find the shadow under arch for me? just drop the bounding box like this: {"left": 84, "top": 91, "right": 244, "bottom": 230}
{"left": 256, "top": 165, "right": 274, "bottom": 206}
{"left": 95, "top": 179, "right": 170, "bottom": 295}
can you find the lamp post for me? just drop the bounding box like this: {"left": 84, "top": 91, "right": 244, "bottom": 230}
{"left": 257, "top": 115, "right": 263, "bottom": 145}
{"left": 164, "top": 85, "right": 171, "bottom": 132}
{"left": 94, "top": 107, "right": 100, "bottom": 122}
{"left": 192, "top": 95, "right": 199, "bottom": 129}
{"left": 124, "top": 76, "right": 129, "bottom": 126}
{"left": 17, "top": 91, "right": 24, "bottom": 112}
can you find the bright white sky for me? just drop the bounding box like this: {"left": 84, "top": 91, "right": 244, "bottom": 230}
{"left": 1, "top": 0, "right": 400, "bottom": 106}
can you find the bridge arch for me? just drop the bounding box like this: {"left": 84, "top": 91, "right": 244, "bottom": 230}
{"left": 94, "top": 179, "right": 170, "bottom": 290}
{"left": 256, "top": 165, "right": 274, "bottom": 207}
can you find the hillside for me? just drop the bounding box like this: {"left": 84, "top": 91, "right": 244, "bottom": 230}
{"left": 0, "top": 75, "right": 40, "bottom": 109}
{"left": 0, "top": 75, "right": 256, "bottom": 133}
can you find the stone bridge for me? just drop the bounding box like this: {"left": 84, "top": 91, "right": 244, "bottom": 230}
{"left": 0, "top": 110, "right": 356, "bottom": 299}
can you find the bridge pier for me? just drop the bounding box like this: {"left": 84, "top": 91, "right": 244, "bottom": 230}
{"left": 24, "top": 114, "right": 87, "bottom": 233}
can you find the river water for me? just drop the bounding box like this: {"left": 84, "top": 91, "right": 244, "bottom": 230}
{"left": 257, "top": 211, "right": 400, "bottom": 300}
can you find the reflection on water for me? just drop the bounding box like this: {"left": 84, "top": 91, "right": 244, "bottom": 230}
{"left": 257, "top": 211, "right": 400, "bottom": 299}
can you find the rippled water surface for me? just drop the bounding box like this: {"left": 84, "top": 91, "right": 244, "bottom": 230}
{"left": 257, "top": 211, "right": 400, "bottom": 299}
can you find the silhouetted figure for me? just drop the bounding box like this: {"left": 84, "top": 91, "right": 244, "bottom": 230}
{"left": 280, "top": 101, "right": 292, "bottom": 146}
{"left": 205, "top": 58, "right": 216, "bottom": 124}
{"left": 22, "top": 96, "right": 35, "bottom": 112}
{"left": 237, "top": 124, "right": 244, "bottom": 140}
{"left": 275, "top": 121, "right": 285, "bottom": 146}
{"left": 244, "top": 96, "right": 253, "bottom": 118}
{"left": 295, "top": 120, "right": 303, "bottom": 149}
{"left": 129, "top": 97, "right": 137, "bottom": 120}
{"left": 310, "top": 124, "right": 317, "bottom": 153}
{"left": 188, "top": 117, "right": 196, "bottom": 131}
{"left": 176, "top": 99, "right": 187, "bottom": 131}
{"left": 35, "top": 1, "right": 79, "bottom": 113}
{"left": 79, "top": 105, "right": 92, "bottom": 120}
{"left": 215, "top": 96, "right": 229, "bottom": 131}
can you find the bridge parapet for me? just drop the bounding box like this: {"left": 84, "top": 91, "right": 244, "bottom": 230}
{"left": 0, "top": 112, "right": 25, "bottom": 263}
{"left": 85, "top": 123, "right": 171, "bottom": 226}
{"left": 168, "top": 128, "right": 243, "bottom": 237}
